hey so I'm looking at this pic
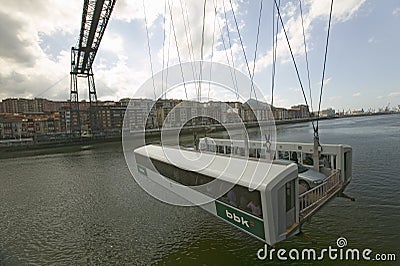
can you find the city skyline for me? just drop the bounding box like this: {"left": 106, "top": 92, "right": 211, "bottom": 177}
{"left": 1, "top": 94, "right": 397, "bottom": 142}
{"left": 0, "top": 1, "right": 399, "bottom": 111}
{"left": 1, "top": 96, "right": 395, "bottom": 115}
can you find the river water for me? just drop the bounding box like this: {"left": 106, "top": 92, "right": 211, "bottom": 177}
{"left": 0, "top": 114, "right": 399, "bottom": 265}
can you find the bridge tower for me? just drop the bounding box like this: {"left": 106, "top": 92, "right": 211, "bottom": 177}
{"left": 70, "top": 0, "right": 117, "bottom": 136}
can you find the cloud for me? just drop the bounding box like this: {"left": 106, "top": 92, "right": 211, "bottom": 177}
{"left": 322, "top": 77, "right": 332, "bottom": 85}
{"left": 0, "top": 47, "right": 71, "bottom": 101}
{"left": 113, "top": 0, "right": 239, "bottom": 67}
{"left": 393, "top": 7, "right": 400, "bottom": 16}
{"left": 161, "top": 0, "right": 238, "bottom": 62}
{"left": 255, "top": 0, "right": 366, "bottom": 71}
{"left": 0, "top": 0, "right": 242, "bottom": 101}
{"left": 328, "top": 96, "right": 342, "bottom": 102}
{"left": 0, "top": 12, "right": 38, "bottom": 68}
{"left": 0, "top": 0, "right": 368, "bottom": 103}
{"left": 267, "top": 93, "right": 291, "bottom": 108}
{"left": 101, "top": 30, "right": 126, "bottom": 56}
{"left": 95, "top": 56, "right": 151, "bottom": 100}
{"left": 374, "top": 92, "right": 400, "bottom": 100}
{"left": 315, "top": 77, "right": 332, "bottom": 86}
{"left": 353, "top": 92, "right": 361, "bottom": 97}
{"left": 0, "top": 0, "right": 157, "bottom": 102}
{"left": 109, "top": 0, "right": 243, "bottom": 101}
{"left": 308, "top": 0, "right": 366, "bottom": 22}
{"left": 388, "top": 91, "right": 400, "bottom": 97}
{"left": 289, "top": 87, "right": 301, "bottom": 93}
{"left": 0, "top": 0, "right": 81, "bottom": 35}
{"left": 0, "top": 1, "right": 81, "bottom": 100}
{"left": 368, "top": 36, "right": 376, "bottom": 44}
{"left": 113, "top": 0, "right": 164, "bottom": 26}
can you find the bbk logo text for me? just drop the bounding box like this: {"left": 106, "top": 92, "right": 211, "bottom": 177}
{"left": 226, "top": 210, "right": 252, "bottom": 227}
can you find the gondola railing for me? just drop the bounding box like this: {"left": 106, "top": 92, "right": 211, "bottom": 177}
{"left": 299, "top": 170, "right": 341, "bottom": 220}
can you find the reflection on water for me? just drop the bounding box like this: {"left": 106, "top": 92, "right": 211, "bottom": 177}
{"left": 0, "top": 114, "right": 399, "bottom": 264}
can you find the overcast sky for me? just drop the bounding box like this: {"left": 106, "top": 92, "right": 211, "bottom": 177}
{"left": 0, "top": 0, "right": 399, "bottom": 111}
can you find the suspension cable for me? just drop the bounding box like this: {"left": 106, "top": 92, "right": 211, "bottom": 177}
{"left": 142, "top": 0, "right": 157, "bottom": 99}
{"left": 317, "top": 0, "right": 334, "bottom": 134}
{"left": 164, "top": 10, "right": 172, "bottom": 99}
{"left": 299, "top": 0, "right": 313, "bottom": 110}
{"left": 222, "top": 0, "right": 240, "bottom": 100}
{"left": 273, "top": 0, "right": 311, "bottom": 119}
{"left": 168, "top": 0, "right": 188, "bottom": 99}
{"left": 208, "top": 0, "right": 217, "bottom": 100}
{"left": 299, "top": 0, "right": 316, "bottom": 133}
{"left": 228, "top": 0, "right": 257, "bottom": 101}
{"left": 199, "top": 0, "right": 207, "bottom": 102}
{"left": 250, "top": 0, "right": 264, "bottom": 103}
{"left": 161, "top": 0, "right": 167, "bottom": 99}
{"left": 271, "top": 0, "right": 280, "bottom": 108}
{"left": 179, "top": 0, "right": 197, "bottom": 81}
{"left": 36, "top": 74, "right": 69, "bottom": 98}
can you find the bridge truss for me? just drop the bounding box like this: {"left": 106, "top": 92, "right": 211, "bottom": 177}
{"left": 70, "top": 0, "right": 117, "bottom": 135}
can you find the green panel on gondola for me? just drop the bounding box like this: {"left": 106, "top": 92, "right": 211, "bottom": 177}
{"left": 215, "top": 201, "right": 265, "bottom": 240}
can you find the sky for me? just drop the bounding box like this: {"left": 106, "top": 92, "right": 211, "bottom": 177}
{"left": 0, "top": 0, "right": 399, "bottom": 111}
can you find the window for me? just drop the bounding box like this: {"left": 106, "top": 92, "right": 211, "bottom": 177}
{"left": 219, "top": 185, "right": 263, "bottom": 218}
{"left": 209, "top": 144, "right": 216, "bottom": 152}
{"left": 286, "top": 180, "right": 295, "bottom": 212}
{"left": 333, "top": 155, "right": 337, "bottom": 169}
{"left": 225, "top": 146, "right": 231, "bottom": 154}
{"left": 344, "top": 152, "right": 351, "bottom": 180}
{"left": 249, "top": 148, "right": 256, "bottom": 158}
{"left": 149, "top": 158, "right": 213, "bottom": 187}
{"left": 140, "top": 155, "right": 263, "bottom": 218}
{"left": 302, "top": 153, "right": 313, "bottom": 166}
{"left": 290, "top": 152, "right": 299, "bottom": 163}
{"left": 320, "top": 154, "right": 333, "bottom": 168}
{"left": 256, "top": 148, "right": 261, "bottom": 158}
{"left": 217, "top": 145, "right": 225, "bottom": 154}
{"left": 278, "top": 151, "right": 289, "bottom": 160}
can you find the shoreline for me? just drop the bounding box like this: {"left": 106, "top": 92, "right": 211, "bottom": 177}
{"left": 0, "top": 112, "right": 398, "bottom": 158}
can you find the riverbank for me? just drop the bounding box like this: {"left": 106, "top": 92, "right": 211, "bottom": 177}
{"left": 0, "top": 136, "right": 122, "bottom": 159}
{"left": 1, "top": 112, "right": 398, "bottom": 159}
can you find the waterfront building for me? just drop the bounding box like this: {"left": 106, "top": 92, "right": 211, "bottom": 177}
{"left": 320, "top": 108, "right": 336, "bottom": 118}
{"left": 1, "top": 98, "right": 68, "bottom": 114}
{"left": 0, "top": 97, "right": 325, "bottom": 136}
{"left": 273, "top": 107, "right": 289, "bottom": 120}
{"left": 288, "top": 104, "right": 310, "bottom": 119}
{"left": 0, "top": 114, "right": 25, "bottom": 139}
{"left": 242, "top": 99, "right": 272, "bottom": 122}
{"left": 0, "top": 112, "right": 62, "bottom": 139}
{"left": 125, "top": 98, "right": 156, "bottom": 130}
{"left": 95, "top": 103, "right": 127, "bottom": 134}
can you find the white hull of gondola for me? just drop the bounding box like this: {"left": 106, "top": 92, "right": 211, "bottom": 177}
{"left": 134, "top": 144, "right": 300, "bottom": 245}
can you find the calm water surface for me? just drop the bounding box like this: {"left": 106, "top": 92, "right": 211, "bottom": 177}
{"left": 0, "top": 114, "right": 399, "bottom": 265}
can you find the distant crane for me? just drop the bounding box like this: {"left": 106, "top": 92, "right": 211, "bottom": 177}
{"left": 385, "top": 102, "right": 390, "bottom": 112}
{"left": 70, "top": 0, "right": 117, "bottom": 135}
